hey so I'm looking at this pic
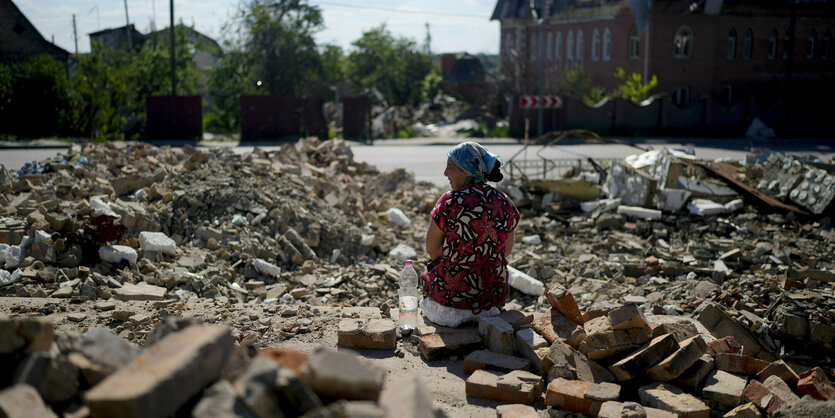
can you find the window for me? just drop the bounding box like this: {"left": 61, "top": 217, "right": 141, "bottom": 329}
{"left": 531, "top": 34, "right": 537, "bottom": 60}
{"left": 628, "top": 27, "right": 640, "bottom": 60}
{"left": 768, "top": 29, "right": 778, "bottom": 60}
{"left": 807, "top": 29, "right": 817, "bottom": 59}
{"left": 782, "top": 30, "right": 790, "bottom": 60}
{"left": 603, "top": 28, "right": 612, "bottom": 61}
{"left": 556, "top": 31, "right": 563, "bottom": 60}
{"left": 727, "top": 29, "right": 737, "bottom": 59}
{"left": 674, "top": 26, "right": 693, "bottom": 58}
{"left": 577, "top": 30, "right": 584, "bottom": 62}
{"left": 824, "top": 29, "right": 831, "bottom": 59}
{"left": 673, "top": 87, "right": 690, "bottom": 107}
{"left": 592, "top": 29, "right": 601, "bottom": 61}
{"left": 743, "top": 28, "right": 753, "bottom": 60}
{"left": 547, "top": 32, "right": 553, "bottom": 60}
{"left": 567, "top": 30, "right": 575, "bottom": 60}
{"left": 721, "top": 85, "right": 733, "bottom": 106}
{"left": 504, "top": 33, "right": 514, "bottom": 59}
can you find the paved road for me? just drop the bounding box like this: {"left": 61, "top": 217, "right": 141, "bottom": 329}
{"left": 2, "top": 137, "right": 833, "bottom": 188}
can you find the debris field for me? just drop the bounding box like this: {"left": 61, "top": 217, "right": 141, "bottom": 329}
{"left": 0, "top": 138, "right": 834, "bottom": 417}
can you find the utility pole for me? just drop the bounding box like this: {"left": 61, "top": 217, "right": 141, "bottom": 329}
{"left": 151, "top": 0, "right": 157, "bottom": 32}
{"left": 170, "top": 0, "right": 176, "bottom": 96}
{"left": 124, "top": 0, "right": 133, "bottom": 49}
{"left": 72, "top": 14, "right": 78, "bottom": 54}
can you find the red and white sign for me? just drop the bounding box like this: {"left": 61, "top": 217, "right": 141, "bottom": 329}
{"left": 519, "top": 95, "right": 562, "bottom": 109}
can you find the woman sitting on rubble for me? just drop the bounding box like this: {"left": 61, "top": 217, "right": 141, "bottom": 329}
{"left": 420, "top": 141, "right": 520, "bottom": 327}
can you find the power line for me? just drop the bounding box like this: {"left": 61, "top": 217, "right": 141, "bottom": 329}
{"left": 313, "top": 1, "right": 489, "bottom": 19}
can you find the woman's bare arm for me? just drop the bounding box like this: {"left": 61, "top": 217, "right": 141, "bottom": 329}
{"left": 426, "top": 220, "right": 444, "bottom": 261}
{"left": 504, "top": 229, "right": 515, "bottom": 258}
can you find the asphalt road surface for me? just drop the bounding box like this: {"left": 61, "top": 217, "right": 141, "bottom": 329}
{"left": 1, "top": 137, "right": 833, "bottom": 188}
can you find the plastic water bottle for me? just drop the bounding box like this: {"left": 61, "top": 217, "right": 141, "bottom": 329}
{"left": 398, "top": 260, "right": 419, "bottom": 333}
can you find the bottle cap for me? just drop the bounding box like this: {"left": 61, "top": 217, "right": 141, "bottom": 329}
{"left": 405, "top": 260, "right": 413, "bottom": 265}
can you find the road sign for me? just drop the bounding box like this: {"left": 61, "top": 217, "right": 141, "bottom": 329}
{"left": 519, "top": 95, "right": 562, "bottom": 109}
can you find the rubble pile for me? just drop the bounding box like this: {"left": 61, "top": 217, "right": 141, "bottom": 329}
{"left": 0, "top": 139, "right": 834, "bottom": 416}
{"left": 372, "top": 95, "right": 486, "bottom": 139}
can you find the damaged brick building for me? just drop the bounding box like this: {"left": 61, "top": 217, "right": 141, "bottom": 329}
{"left": 491, "top": 0, "right": 835, "bottom": 136}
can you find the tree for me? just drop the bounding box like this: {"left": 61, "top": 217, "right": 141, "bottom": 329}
{"left": 612, "top": 67, "right": 658, "bottom": 103}
{"left": 343, "top": 24, "right": 432, "bottom": 106}
{"left": 0, "top": 55, "right": 70, "bottom": 138}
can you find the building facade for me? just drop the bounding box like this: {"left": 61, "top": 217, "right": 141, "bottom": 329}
{"left": 0, "top": 0, "right": 69, "bottom": 63}
{"left": 491, "top": 0, "right": 834, "bottom": 110}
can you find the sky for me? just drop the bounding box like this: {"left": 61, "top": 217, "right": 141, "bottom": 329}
{"left": 15, "top": 0, "right": 501, "bottom": 55}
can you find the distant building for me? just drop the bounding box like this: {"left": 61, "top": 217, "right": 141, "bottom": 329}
{"left": 88, "top": 24, "right": 146, "bottom": 51}
{"left": 0, "top": 0, "right": 69, "bottom": 62}
{"left": 148, "top": 25, "right": 223, "bottom": 70}
{"left": 440, "top": 52, "right": 487, "bottom": 103}
{"left": 491, "top": 0, "right": 835, "bottom": 108}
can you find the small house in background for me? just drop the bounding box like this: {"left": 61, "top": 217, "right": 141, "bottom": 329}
{"left": 0, "top": 0, "right": 69, "bottom": 62}
{"left": 440, "top": 52, "right": 488, "bottom": 103}
{"left": 88, "top": 24, "right": 146, "bottom": 51}
{"left": 148, "top": 25, "right": 223, "bottom": 70}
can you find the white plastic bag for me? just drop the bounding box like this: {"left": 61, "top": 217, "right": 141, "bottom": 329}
{"left": 420, "top": 298, "right": 500, "bottom": 328}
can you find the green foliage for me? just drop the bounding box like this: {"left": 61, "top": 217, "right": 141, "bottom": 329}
{"left": 556, "top": 69, "right": 599, "bottom": 101}
{"left": 612, "top": 67, "right": 658, "bottom": 103}
{"left": 0, "top": 55, "right": 71, "bottom": 137}
{"left": 207, "top": 50, "right": 259, "bottom": 133}
{"left": 396, "top": 126, "right": 418, "bottom": 139}
{"left": 420, "top": 70, "right": 443, "bottom": 102}
{"left": 344, "top": 24, "right": 432, "bottom": 106}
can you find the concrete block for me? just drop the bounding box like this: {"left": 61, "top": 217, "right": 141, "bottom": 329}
{"left": 743, "top": 380, "right": 787, "bottom": 415}
{"left": 98, "top": 245, "right": 138, "bottom": 265}
{"left": 796, "top": 367, "right": 835, "bottom": 400}
{"left": 608, "top": 304, "right": 652, "bottom": 333}
{"left": 191, "top": 380, "right": 251, "bottom": 418}
{"left": 496, "top": 403, "right": 539, "bottom": 418}
{"left": 515, "top": 328, "right": 548, "bottom": 375}
{"left": 702, "top": 369, "right": 748, "bottom": 411}
{"left": 724, "top": 402, "right": 763, "bottom": 418}
{"left": 463, "top": 350, "right": 530, "bottom": 374}
{"left": 337, "top": 319, "right": 396, "bottom": 350}
{"left": 646, "top": 335, "right": 708, "bottom": 381}
{"left": 714, "top": 353, "right": 770, "bottom": 376}
{"left": 0, "top": 384, "right": 58, "bottom": 418}
{"left": 544, "top": 340, "right": 614, "bottom": 384}
{"left": 234, "top": 355, "right": 321, "bottom": 417}
{"left": 545, "top": 283, "right": 584, "bottom": 324}
{"left": 113, "top": 282, "right": 167, "bottom": 301}
{"left": 138, "top": 231, "right": 176, "bottom": 255}
{"left": 675, "top": 354, "right": 715, "bottom": 393}
{"left": 756, "top": 360, "right": 799, "bottom": 385}
{"left": 85, "top": 325, "right": 235, "bottom": 418}
{"left": 617, "top": 205, "right": 662, "bottom": 220}
{"left": 706, "top": 336, "right": 743, "bottom": 357}
{"left": 73, "top": 328, "right": 139, "bottom": 372}
{"left": 0, "top": 318, "right": 53, "bottom": 355}
{"left": 465, "top": 370, "right": 542, "bottom": 405}
{"left": 478, "top": 316, "right": 516, "bottom": 355}
{"left": 531, "top": 309, "right": 585, "bottom": 347}
{"left": 379, "top": 374, "right": 436, "bottom": 418}
{"left": 494, "top": 310, "right": 533, "bottom": 330}
{"left": 300, "top": 347, "right": 386, "bottom": 401}
{"left": 579, "top": 316, "right": 652, "bottom": 361}
{"left": 417, "top": 329, "right": 482, "bottom": 361}
{"left": 687, "top": 199, "right": 726, "bottom": 216}
{"left": 13, "top": 352, "right": 79, "bottom": 403}
{"left": 656, "top": 188, "right": 692, "bottom": 212}
{"left": 639, "top": 382, "right": 710, "bottom": 418}
{"left": 651, "top": 321, "right": 699, "bottom": 342}
{"left": 609, "top": 333, "right": 679, "bottom": 381}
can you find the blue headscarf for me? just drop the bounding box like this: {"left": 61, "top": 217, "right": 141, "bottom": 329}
{"left": 447, "top": 141, "right": 502, "bottom": 183}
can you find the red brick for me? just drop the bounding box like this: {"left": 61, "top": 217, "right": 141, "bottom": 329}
{"left": 756, "top": 360, "right": 799, "bottom": 385}
{"left": 578, "top": 316, "right": 652, "bottom": 361}
{"left": 465, "top": 370, "right": 543, "bottom": 405}
{"left": 494, "top": 310, "right": 533, "bottom": 330}
{"left": 705, "top": 336, "right": 743, "bottom": 357}
{"left": 496, "top": 404, "right": 539, "bottom": 418}
{"left": 417, "top": 329, "right": 482, "bottom": 361}
{"left": 463, "top": 350, "right": 530, "bottom": 374}
{"left": 743, "top": 380, "right": 786, "bottom": 414}
{"left": 796, "top": 367, "right": 835, "bottom": 401}
{"left": 337, "top": 319, "right": 396, "bottom": 350}
{"left": 638, "top": 382, "right": 710, "bottom": 418}
{"left": 715, "top": 353, "right": 770, "bottom": 376}
{"left": 609, "top": 304, "right": 651, "bottom": 334}
{"left": 544, "top": 378, "right": 594, "bottom": 414}
{"left": 702, "top": 369, "right": 748, "bottom": 411}
{"left": 609, "top": 333, "right": 679, "bottom": 381}
{"left": 646, "top": 335, "right": 707, "bottom": 381}
{"left": 259, "top": 347, "right": 308, "bottom": 375}
{"left": 531, "top": 309, "right": 585, "bottom": 347}
{"left": 545, "top": 284, "right": 584, "bottom": 324}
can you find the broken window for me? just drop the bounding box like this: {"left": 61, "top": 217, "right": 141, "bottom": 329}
{"left": 603, "top": 28, "right": 612, "bottom": 61}
{"left": 673, "top": 87, "right": 690, "bottom": 107}
{"left": 628, "top": 27, "right": 640, "bottom": 60}
{"left": 674, "top": 26, "right": 693, "bottom": 59}
{"left": 504, "top": 33, "right": 515, "bottom": 59}
{"left": 768, "top": 29, "right": 778, "bottom": 60}
{"left": 567, "top": 30, "right": 575, "bottom": 60}
{"left": 727, "top": 29, "right": 737, "bottom": 60}
{"left": 806, "top": 29, "right": 817, "bottom": 59}
{"left": 743, "top": 28, "right": 753, "bottom": 61}
{"left": 592, "top": 29, "right": 601, "bottom": 62}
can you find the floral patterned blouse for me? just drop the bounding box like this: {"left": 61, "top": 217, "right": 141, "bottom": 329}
{"left": 420, "top": 182, "right": 520, "bottom": 313}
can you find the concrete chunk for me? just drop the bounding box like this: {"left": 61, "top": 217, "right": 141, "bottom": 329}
{"left": 477, "top": 316, "right": 516, "bottom": 355}
{"left": 85, "top": 325, "right": 235, "bottom": 418}
{"left": 647, "top": 335, "right": 707, "bottom": 381}
{"left": 379, "top": 374, "right": 436, "bottom": 418}
{"left": 724, "top": 402, "right": 763, "bottom": 418}
{"left": 98, "top": 245, "right": 138, "bottom": 265}
{"left": 617, "top": 205, "right": 662, "bottom": 220}
{"left": 337, "top": 319, "right": 396, "bottom": 350}
{"left": 639, "top": 382, "right": 710, "bottom": 418}
{"left": 235, "top": 355, "right": 321, "bottom": 417}
{"left": 465, "top": 370, "right": 542, "bottom": 405}
{"left": 496, "top": 403, "right": 539, "bottom": 418}
{"left": 463, "top": 350, "right": 530, "bottom": 374}
{"left": 417, "top": 329, "right": 482, "bottom": 361}
{"left": 73, "top": 328, "right": 139, "bottom": 372}
{"left": 761, "top": 375, "right": 799, "bottom": 406}
{"left": 544, "top": 339, "right": 615, "bottom": 384}
{"left": 609, "top": 333, "right": 679, "bottom": 381}
{"left": 0, "top": 384, "right": 58, "bottom": 418}
{"left": 702, "top": 369, "right": 748, "bottom": 411}
{"left": 515, "top": 328, "right": 548, "bottom": 375}
{"left": 113, "top": 282, "right": 167, "bottom": 301}
{"left": 674, "top": 354, "right": 715, "bottom": 393}
{"left": 598, "top": 401, "right": 678, "bottom": 418}
{"left": 300, "top": 347, "right": 386, "bottom": 401}
{"left": 714, "top": 353, "right": 770, "bottom": 376}
{"left": 0, "top": 318, "right": 53, "bottom": 355}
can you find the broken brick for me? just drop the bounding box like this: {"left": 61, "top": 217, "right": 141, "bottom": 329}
{"left": 705, "top": 336, "right": 743, "bottom": 357}
{"left": 545, "top": 283, "right": 584, "bottom": 324}
{"left": 478, "top": 316, "right": 516, "bottom": 355}
{"left": 714, "top": 353, "right": 770, "bottom": 376}
{"left": 743, "top": 379, "right": 786, "bottom": 414}
{"left": 417, "top": 329, "right": 482, "bottom": 361}
{"left": 702, "top": 369, "right": 748, "bottom": 411}
{"left": 638, "top": 382, "right": 710, "bottom": 418}
{"left": 609, "top": 333, "right": 679, "bottom": 381}
{"left": 465, "top": 370, "right": 542, "bottom": 405}
{"left": 578, "top": 316, "right": 652, "bottom": 361}
{"left": 646, "top": 335, "right": 707, "bottom": 381}
{"left": 531, "top": 309, "right": 585, "bottom": 347}
{"left": 463, "top": 350, "right": 530, "bottom": 374}
{"left": 608, "top": 304, "right": 652, "bottom": 334}
{"left": 756, "top": 360, "right": 799, "bottom": 385}
{"left": 796, "top": 367, "right": 835, "bottom": 401}
{"left": 337, "top": 318, "right": 396, "bottom": 350}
